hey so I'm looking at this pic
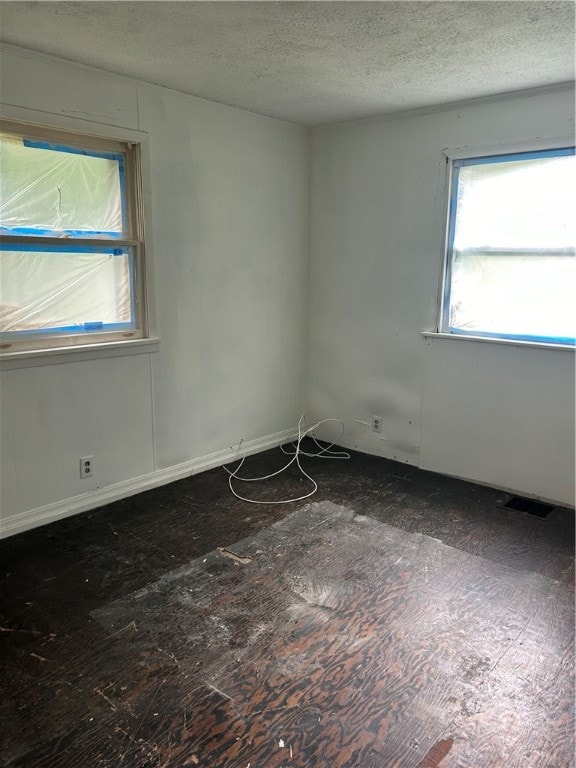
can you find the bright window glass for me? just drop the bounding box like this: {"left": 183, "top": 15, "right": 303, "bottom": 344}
{"left": 444, "top": 148, "right": 576, "bottom": 345}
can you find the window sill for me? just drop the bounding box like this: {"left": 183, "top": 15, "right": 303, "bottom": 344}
{"left": 0, "top": 337, "right": 160, "bottom": 370}
{"left": 421, "top": 332, "right": 574, "bottom": 352}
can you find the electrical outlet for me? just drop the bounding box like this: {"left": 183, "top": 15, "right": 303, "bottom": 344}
{"left": 372, "top": 415, "right": 382, "bottom": 433}
{"left": 80, "top": 456, "right": 93, "bottom": 478}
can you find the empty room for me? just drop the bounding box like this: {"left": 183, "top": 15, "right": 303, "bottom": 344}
{"left": 0, "top": 2, "right": 574, "bottom": 766}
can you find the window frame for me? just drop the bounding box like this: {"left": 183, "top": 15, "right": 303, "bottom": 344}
{"left": 0, "top": 119, "right": 149, "bottom": 355}
{"left": 439, "top": 144, "right": 576, "bottom": 347}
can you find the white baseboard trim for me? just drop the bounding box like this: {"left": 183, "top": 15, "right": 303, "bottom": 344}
{"left": 0, "top": 427, "right": 296, "bottom": 539}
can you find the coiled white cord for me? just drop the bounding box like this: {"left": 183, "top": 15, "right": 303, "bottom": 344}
{"left": 223, "top": 415, "right": 350, "bottom": 505}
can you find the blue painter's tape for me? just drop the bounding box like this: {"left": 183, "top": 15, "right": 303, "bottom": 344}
{"left": 447, "top": 326, "right": 575, "bottom": 346}
{"left": 0, "top": 226, "right": 123, "bottom": 238}
{"left": 84, "top": 322, "right": 104, "bottom": 331}
{"left": 0, "top": 241, "right": 130, "bottom": 256}
{"left": 455, "top": 146, "right": 575, "bottom": 168}
{"left": 1, "top": 321, "right": 134, "bottom": 339}
{"left": 22, "top": 138, "right": 124, "bottom": 162}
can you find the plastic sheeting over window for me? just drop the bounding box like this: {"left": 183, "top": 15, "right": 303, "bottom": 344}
{"left": 0, "top": 244, "right": 134, "bottom": 335}
{"left": 0, "top": 123, "right": 144, "bottom": 353}
{"left": 450, "top": 252, "right": 575, "bottom": 341}
{"left": 0, "top": 134, "right": 125, "bottom": 238}
{"left": 445, "top": 148, "right": 576, "bottom": 344}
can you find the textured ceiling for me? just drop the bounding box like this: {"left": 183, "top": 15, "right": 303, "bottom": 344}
{"left": 0, "top": 1, "right": 574, "bottom": 126}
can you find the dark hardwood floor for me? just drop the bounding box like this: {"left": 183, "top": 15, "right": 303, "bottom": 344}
{"left": 0, "top": 444, "right": 574, "bottom": 767}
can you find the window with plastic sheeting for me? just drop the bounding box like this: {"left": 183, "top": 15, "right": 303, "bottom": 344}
{"left": 441, "top": 147, "right": 575, "bottom": 346}
{"left": 0, "top": 121, "right": 147, "bottom": 353}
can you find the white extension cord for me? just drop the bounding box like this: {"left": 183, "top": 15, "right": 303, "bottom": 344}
{"left": 223, "top": 415, "right": 351, "bottom": 505}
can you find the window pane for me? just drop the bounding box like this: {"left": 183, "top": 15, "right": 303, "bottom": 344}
{"left": 0, "top": 134, "right": 125, "bottom": 237}
{"left": 446, "top": 148, "right": 576, "bottom": 343}
{"left": 0, "top": 244, "right": 134, "bottom": 335}
{"left": 454, "top": 153, "right": 575, "bottom": 251}
{"left": 450, "top": 252, "right": 576, "bottom": 341}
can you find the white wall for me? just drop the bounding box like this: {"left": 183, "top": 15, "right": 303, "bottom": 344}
{"left": 1, "top": 48, "right": 573, "bottom": 537}
{"left": 307, "top": 89, "right": 575, "bottom": 507}
{"left": 0, "top": 47, "right": 309, "bottom": 536}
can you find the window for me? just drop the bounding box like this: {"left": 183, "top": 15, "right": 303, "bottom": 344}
{"left": 441, "top": 147, "right": 575, "bottom": 345}
{"left": 0, "top": 121, "right": 146, "bottom": 353}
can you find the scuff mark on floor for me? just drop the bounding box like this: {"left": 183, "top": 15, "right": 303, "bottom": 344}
{"left": 217, "top": 547, "right": 252, "bottom": 565}
{"left": 417, "top": 737, "right": 454, "bottom": 767}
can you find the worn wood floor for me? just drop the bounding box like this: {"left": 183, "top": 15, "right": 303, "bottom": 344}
{"left": 0, "top": 445, "right": 574, "bottom": 768}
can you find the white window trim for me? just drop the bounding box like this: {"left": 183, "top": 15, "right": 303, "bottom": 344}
{"left": 0, "top": 337, "right": 160, "bottom": 370}
{"left": 442, "top": 134, "right": 576, "bottom": 161}
{"left": 421, "top": 331, "right": 574, "bottom": 353}
{"left": 0, "top": 105, "right": 158, "bottom": 362}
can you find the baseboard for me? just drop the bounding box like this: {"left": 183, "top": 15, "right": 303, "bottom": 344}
{"left": 0, "top": 428, "right": 296, "bottom": 539}
{"left": 418, "top": 464, "right": 574, "bottom": 510}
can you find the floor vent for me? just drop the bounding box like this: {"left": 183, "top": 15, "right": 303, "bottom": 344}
{"left": 503, "top": 496, "right": 555, "bottom": 518}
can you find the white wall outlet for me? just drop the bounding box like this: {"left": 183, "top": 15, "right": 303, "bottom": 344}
{"left": 80, "top": 456, "right": 93, "bottom": 478}
{"left": 372, "top": 415, "right": 382, "bottom": 433}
